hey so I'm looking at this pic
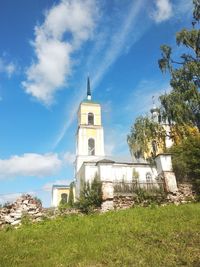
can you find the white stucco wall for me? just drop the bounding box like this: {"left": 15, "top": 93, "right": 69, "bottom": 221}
{"left": 75, "top": 161, "right": 159, "bottom": 198}
{"left": 155, "top": 154, "right": 173, "bottom": 174}
{"left": 97, "top": 163, "right": 157, "bottom": 183}
{"left": 52, "top": 188, "right": 58, "bottom": 207}
{"left": 163, "top": 124, "right": 173, "bottom": 149}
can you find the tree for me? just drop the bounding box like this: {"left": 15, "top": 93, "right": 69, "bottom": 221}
{"left": 170, "top": 135, "right": 200, "bottom": 195}
{"left": 128, "top": 1, "right": 200, "bottom": 160}
{"left": 158, "top": 1, "right": 200, "bottom": 132}
{"left": 68, "top": 182, "right": 74, "bottom": 207}
{"left": 76, "top": 175, "right": 102, "bottom": 214}
{"left": 127, "top": 116, "right": 166, "bottom": 159}
{"left": 193, "top": 0, "right": 200, "bottom": 22}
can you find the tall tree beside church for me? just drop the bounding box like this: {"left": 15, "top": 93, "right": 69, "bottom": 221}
{"left": 128, "top": 1, "right": 200, "bottom": 160}
{"left": 127, "top": 116, "right": 166, "bottom": 160}
{"left": 158, "top": 0, "right": 200, "bottom": 132}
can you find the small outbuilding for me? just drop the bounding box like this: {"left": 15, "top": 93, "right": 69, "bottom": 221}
{"left": 51, "top": 185, "right": 70, "bottom": 207}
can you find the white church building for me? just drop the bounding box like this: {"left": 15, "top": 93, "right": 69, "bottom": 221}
{"left": 75, "top": 79, "right": 160, "bottom": 198}
{"left": 52, "top": 78, "right": 178, "bottom": 206}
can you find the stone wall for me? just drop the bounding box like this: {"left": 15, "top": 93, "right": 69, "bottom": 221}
{"left": 113, "top": 195, "right": 134, "bottom": 210}
{"left": 102, "top": 182, "right": 196, "bottom": 211}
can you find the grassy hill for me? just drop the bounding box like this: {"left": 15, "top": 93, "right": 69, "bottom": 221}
{"left": 0, "top": 203, "right": 200, "bottom": 267}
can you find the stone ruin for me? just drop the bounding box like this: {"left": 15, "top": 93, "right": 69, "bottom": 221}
{"left": 0, "top": 194, "right": 43, "bottom": 228}
{"left": 167, "top": 183, "right": 196, "bottom": 205}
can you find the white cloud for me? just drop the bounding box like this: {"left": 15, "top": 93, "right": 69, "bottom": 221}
{"left": 42, "top": 179, "right": 68, "bottom": 192}
{"left": 22, "top": 0, "right": 98, "bottom": 105}
{"left": 62, "top": 151, "right": 75, "bottom": 165}
{"left": 152, "top": 0, "right": 173, "bottom": 23}
{"left": 0, "top": 57, "right": 17, "bottom": 78}
{"left": 53, "top": 0, "right": 147, "bottom": 147}
{"left": 0, "top": 153, "right": 62, "bottom": 178}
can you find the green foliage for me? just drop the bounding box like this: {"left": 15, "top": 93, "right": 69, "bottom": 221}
{"left": 0, "top": 204, "right": 200, "bottom": 266}
{"left": 3, "top": 224, "right": 13, "bottom": 232}
{"left": 193, "top": 0, "right": 200, "bottom": 21}
{"left": 76, "top": 175, "right": 103, "bottom": 214}
{"left": 170, "top": 135, "right": 200, "bottom": 195}
{"left": 127, "top": 116, "right": 166, "bottom": 159}
{"left": 68, "top": 182, "right": 74, "bottom": 207}
{"left": 128, "top": 2, "right": 200, "bottom": 162}
{"left": 21, "top": 213, "right": 31, "bottom": 226}
{"left": 158, "top": 2, "right": 200, "bottom": 130}
{"left": 132, "top": 168, "right": 139, "bottom": 182}
{"left": 134, "top": 188, "right": 166, "bottom": 206}
{"left": 58, "top": 201, "right": 70, "bottom": 212}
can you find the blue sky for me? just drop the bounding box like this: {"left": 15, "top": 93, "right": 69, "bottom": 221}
{"left": 0, "top": 0, "right": 193, "bottom": 206}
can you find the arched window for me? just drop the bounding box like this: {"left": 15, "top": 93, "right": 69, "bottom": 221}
{"left": 60, "top": 193, "right": 68, "bottom": 204}
{"left": 88, "top": 138, "right": 95, "bottom": 155}
{"left": 88, "top": 113, "right": 94, "bottom": 125}
{"left": 146, "top": 172, "right": 153, "bottom": 190}
{"left": 146, "top": 172, "right": 152, "bottom": 183}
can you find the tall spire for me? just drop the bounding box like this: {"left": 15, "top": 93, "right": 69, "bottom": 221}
{"left": 87, "top": 76, "right": 91, "bottom": 100}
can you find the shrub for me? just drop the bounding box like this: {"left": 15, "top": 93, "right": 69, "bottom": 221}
{"left": 21, "top": 213, "right": 31, "bottom": 225}
{"left": 58, "top": 202, "right": 70, "bottom": 212}
{"left": 134, "top": 188, "right": 166, "bottom": 206}
{"left": 170, "top": 135, "right": 200, "bottom": 196}
{"left": 76, "top": 175, "right": 103, "bottom": 214}
{"left": 68, "top": 182, "right": 74, "bottom": 207}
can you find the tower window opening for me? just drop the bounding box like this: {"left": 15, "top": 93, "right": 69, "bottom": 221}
{"left": 88, "top": 113, "right": 94, "bottom": 125}
{"left": 88, "top": 138, "right": 95, "bottom": 155}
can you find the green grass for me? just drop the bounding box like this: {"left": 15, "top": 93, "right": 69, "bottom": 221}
{"left": 0, "top": 203, "right": 200, "bottom": 267}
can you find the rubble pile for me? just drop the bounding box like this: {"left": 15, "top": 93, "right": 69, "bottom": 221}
{"left": 167, "top": 183, "right": 196, "bottom": 205}
{"left": 0, "top": 194, "right": 43, "bottom": 228}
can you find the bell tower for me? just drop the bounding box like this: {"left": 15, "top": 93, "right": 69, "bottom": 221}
{"left": 75, "top": 77, "right": 105, "bottom": 173}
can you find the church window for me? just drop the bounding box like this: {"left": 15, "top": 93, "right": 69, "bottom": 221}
{"left": 146, "top": 172, "right": 152, "bottom": 183}
{"left": 88, "top": 113, "right": 94, "bottom": 125}
{"left": 88, "top": 138, "right": 95, "bottom": 155}
{"left": 146, "top": 172, "right": 153, "bottom": 190}
{"left": 60, "top": 193, "right": 68, "bottom": 204}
